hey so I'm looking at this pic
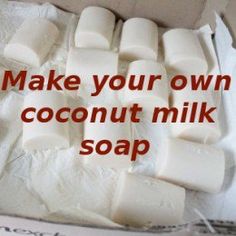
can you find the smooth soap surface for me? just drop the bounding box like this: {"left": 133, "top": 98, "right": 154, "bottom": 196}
{"left": 66, "top": 47, "right": 118, "bottom": 88}
{"left": 124, "top": 60, "right": 168, "bottom": 114}
{"left": 111, "top": 172, "right": 185, "bottom": 227}
{"left": 171, "top": 88, "right": 221, "bottom": 144}
{"left": 163, "top": 29, "right": 208, "bottom": 74}
{"left": 82, "top": 104, "right": 132, "bottom": 169}
{"left": 75, "top": 6, "right": 115, "bottom": 49}
{"left": 22, "top": 91, "right": 69, "bottom": 151}
{"left": 4, "top": 18, "right": 59, "bottom": 67}
{"left": 119, "top": 18, "right": 158, "bottom": 61}
{"left": 158, "top": 138, "right": 225, "bottom": 193}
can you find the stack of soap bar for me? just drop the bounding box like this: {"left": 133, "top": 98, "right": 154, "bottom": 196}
{"left": 162, "top": 29, "right": 208, "bottom": 74}
{"left": 119, "top": 18, "right": 158, "bottom": 61}
{"left": 22, "top": 91, "right": 69, "bottom": 151}
{"left": 157, "top": 138, "right": 225, "bottom": 193}
{"left": 4, "top": 18, "right": 59, "bottom": 67}
{"left": 171, "top": 88, "right": 221, "bottom": 143}
{"left": 111, "top": 172, "right": 185, "bottom": 227}
{"left": 75, "top": 6, "right": 115, "bottom": 49}
{"left": 66, "top": 48, "right": 118, "bottom": 87}
{"left": 82, "top": 104, "right": 132, "bottom": 169}
{"left": 123, "top": 60, "right": 168, "bottom": 114}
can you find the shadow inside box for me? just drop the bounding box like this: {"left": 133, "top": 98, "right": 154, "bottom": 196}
{"left": 221, "top": 148, "right": 235, "bottom": 192}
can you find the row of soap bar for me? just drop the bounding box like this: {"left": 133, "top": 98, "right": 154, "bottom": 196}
{"left": 22, "top": 91, "right": 132, "bottom": 166}
{"left": 22, "top": 92, "right": 225, "bottom": 193}
{"left": 111, "top": 143, "right": 225, "bottom": 227}
{"left": 3, "top": 11, "right": 217, "bottom": 145}
{"left": 1, "top": 10, "right": 217, "bottom": 145}
{"left": 66, "top": 48, "right": 220, "bottom": 144}
{"left": 22, "top": 91, "right": 138, "bottom": 169}
{"left": 65, "top": 48, "right": 168, "bottom": 109}
{"left": 2, "top": 10, "right": 216, "bottom": 144}
{"left": 3, "top": 7, "right": 208, "bottom": 76}
{"left": 75, "top": 6, "right": 208, "bottom": 74}
{"left": 111, "top": 136, "right": 225, "bottom": 227}
{"left": 2, "top": 41, "right": 221, "bottom": 144}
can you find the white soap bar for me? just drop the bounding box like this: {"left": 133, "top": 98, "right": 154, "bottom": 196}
{"left": 22, "top": 91, "right": 69, "bottom": 151}
{"left": 75, "top": 6, "right": 115, "bottom": 49}
{"left": 171, "top": 88, "right": 221, "bottom": 143}
{"left": 158, "top": 138, "right": 225, "bottom": 193}
{"left": 163, "top": 29, "right": 208, "bottom": 74}
{"left": 111, "top": 172, "right": 185, "bottom": 227}
{"left": 82, "top": 104, "right": 132, "bottom": 169}
{"left": 119, "top": 18, "right": 158, "bottom": 61}
{"left": 4, "top": 18, "right": 59, "bottom": 67}
{"left": 123, "top": 60, "right": 168, "bottom": 113}
{"left": 66, "top": 48, "right": 118, "bottom": 87}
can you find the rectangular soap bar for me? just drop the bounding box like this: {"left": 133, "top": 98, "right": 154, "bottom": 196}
{"left": 157, "top": 138, "right": 225, "bottom": 193}
{"left": 111, "top": 172, "right": 185, "bottom": 227}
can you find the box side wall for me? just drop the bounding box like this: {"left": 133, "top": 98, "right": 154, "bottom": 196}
{"left": 223, "top": 0, "right": 236, "bottom": 47}
{"left": 15, "top": 0, "right": 206, "bottom": 28}
{"left": 195, "top": 0, "right": 229, "bottom": 30}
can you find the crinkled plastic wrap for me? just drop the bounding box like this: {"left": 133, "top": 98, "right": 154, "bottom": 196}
{"left": 0, "top": 1, "right": 236, "bottom": 233}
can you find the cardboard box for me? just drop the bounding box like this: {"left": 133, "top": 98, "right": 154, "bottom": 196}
{"left": 14, "top": 0, "right": 234, "bottom": 31}
{"left": 1, "top": 0, "right": 236, "bottom": 235}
